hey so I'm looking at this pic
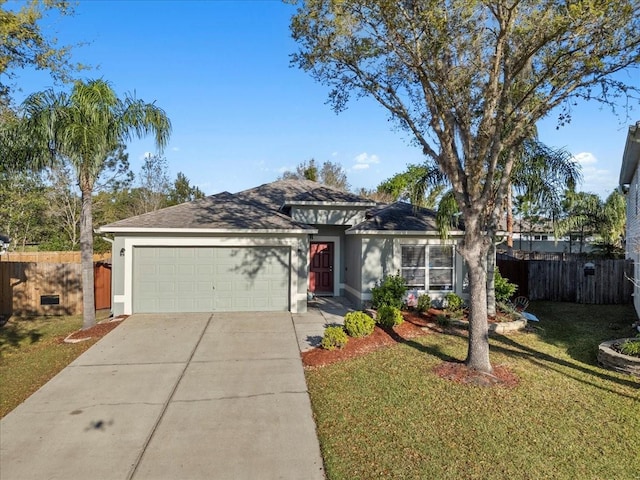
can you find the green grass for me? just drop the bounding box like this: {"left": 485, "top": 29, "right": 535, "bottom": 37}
{"left": 0, "top": 312, "right": 110, "bottom": 418}
{"left": 306, "top": 302, "right": 640, "bottom": 480}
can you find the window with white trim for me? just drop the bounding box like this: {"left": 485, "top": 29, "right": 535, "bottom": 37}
{"left": 401, "top": 246, "right": 426, "bottom": 288}
{"left": 401, "top": 245, "right": 454, "bottom": 291}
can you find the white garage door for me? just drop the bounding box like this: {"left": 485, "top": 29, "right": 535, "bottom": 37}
{"left": 133, "top": 246, "right": 290, "bottom": 313}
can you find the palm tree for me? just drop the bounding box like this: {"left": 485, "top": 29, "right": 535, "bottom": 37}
{"left": 507, "top": 139, "right": 582, "bottom": 252}
{"left": 556, "top": 190, "right": 624, "bottom": 256}
{"left": 23, "top": 79, "right": 171, "bottom": 329}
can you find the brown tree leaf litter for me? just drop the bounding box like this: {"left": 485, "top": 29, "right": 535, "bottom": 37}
{"left": 63, "top": 317, "right": 127, "bottom": 343}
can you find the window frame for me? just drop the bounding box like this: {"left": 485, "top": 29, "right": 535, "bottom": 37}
{"left": 400, "top": 244, "right": 455, "bottom": 292}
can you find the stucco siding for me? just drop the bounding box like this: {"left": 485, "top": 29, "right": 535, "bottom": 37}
{"left": 361, "top": 236, "right": 396, "bottom": 295}
{"left": 291, "top": 206, "right": 367, "bottom": 226}
{"left": 344, "top": 235, "right": 362, "bottom": 306}
{"left": 111, "top": 236, "right": 126, "bottom": 316}
{"left": 626, "top": 167, "right": 640, "bottom": 316}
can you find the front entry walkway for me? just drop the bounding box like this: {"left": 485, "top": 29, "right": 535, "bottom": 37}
{"left": 293, "top": 296, "right": 355, "bottom": 351}
{"left": 0, "top": 313, "right": 325, "bottom": 480}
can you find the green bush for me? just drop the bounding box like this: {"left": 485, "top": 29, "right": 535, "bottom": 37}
{"left": 494, "top": 267, "right": 518, "bottom": 302}
{"left": 496, "top": 301, "right": 521, "bottom": 321}
{"left": 435, "top": 313, "right": 451, "bottom": 327}
{"left": 445, "top": 292, "right": 464, "bottom": 312}
{"left": 321, "top": 326, "right": 349, "bottom": 350}
{"left": 416, "top": 294, "right": 431, "bottom": 313}
{"left": 371, "top": 273, "right": 407, "bottom": 309}
{"left": 344, "top": 311, "right": 376, "bottom": 338}
{"left": 620, "top": 338, "right": 640, "bottom": 357}
{"left": 376, "top": 305, "right": 404, "bottom": 328}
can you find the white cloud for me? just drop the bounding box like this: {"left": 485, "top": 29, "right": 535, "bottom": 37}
{"left": 571, "top": 151, "right": 617, "bottom": 198}
{"left": 141, "top": 151, "right": 153, "bottom": 159}
{"left": 573, "top": 151, "right": 597, "bottom": 165}
{"left": 352, "top": 152, "right": 380, "bottom": 171}
{"left": 171, "top": 147, "right": 180, "bottom": 152}
{"left": 352, "top": 163, "right": 370, "bottom": 170}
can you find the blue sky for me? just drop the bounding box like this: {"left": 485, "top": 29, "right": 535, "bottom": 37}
{"left": 12, "top": 0, "right": 640, "bottom": 199}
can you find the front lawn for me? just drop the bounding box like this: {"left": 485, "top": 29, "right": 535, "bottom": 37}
{"left": 305, "top": 302, "right": 640, "bottom": 480}
{"left": 0, "top": 312, "right": 111, "bottom": 418}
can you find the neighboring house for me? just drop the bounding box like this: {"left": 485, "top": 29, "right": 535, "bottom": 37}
{"left": 619, "top": 120, "right": 640, "bottom": 317}
{"left": 506, "top": 218, "right": 595, "bottom": 254}
{"left": 0, "top": 234, "right": 9, "bottom": 254}
{"left": 99, "top": 179, "right": 466, "bottom": 315}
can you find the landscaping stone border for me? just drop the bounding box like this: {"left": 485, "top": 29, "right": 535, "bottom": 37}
{"left": 597, "top": 339, "right": 640, "bottom": 377}
{"left": 450, "top": 318, "right": 527, "bottom": 334}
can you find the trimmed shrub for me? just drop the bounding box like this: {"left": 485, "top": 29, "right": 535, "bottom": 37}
{"left": 416, "top": 294, "right": 431, "bottom": 313}
{"left": 371, "top": 273, "right": 407, "bottom": 309}
{"left": 321, "top": 326, "right": 348, "bottom": 350}
{"left": 376, "top": 305, "right": 404, "bottom": 328}
{"left": 435, "top": 313, "right": 451, "bottom": 327}
{"left": 344, "top": 311, "right": 375, "bottom": 338}
{"left": 494, "top": 267, "right": 518, "bottom": 302}
{"left": 445, "top": 292, "right": 464, "bottom": 312}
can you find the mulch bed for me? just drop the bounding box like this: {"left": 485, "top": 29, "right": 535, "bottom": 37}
{"left": 302, "top": 309, "right": 520, "bottom": 387}
{"left": 62, "top": 316, "right": 128, "bottom": 343}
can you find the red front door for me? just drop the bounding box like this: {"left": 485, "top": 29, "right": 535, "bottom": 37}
{"left": 309, "top": 242, "right": 334, "bottom": 294}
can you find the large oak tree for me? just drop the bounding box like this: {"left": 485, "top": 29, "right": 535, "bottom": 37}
{"left": 291, "top": 0, "right": 640, "bottom": 372}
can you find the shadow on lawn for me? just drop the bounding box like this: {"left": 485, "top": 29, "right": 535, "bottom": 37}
{"left": 490, "top": 333, "right": 639, "bottom": 397}
{"left": 382, "top": 323, "right": 466, "bottom": 364}
{"left": 0, "top": 319, "right": 43, "bottom": 356}
{"left": 383, "top": 313, "right": 639, "bottom": 398}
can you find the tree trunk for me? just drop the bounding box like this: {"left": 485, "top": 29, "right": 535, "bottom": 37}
{"left": 80, "top": 185, "right": 96, "bottom": 330}
{"left": 486, "top": 242, "right": 496, "bottom": 317}
{"left": 506, "top": 187, "right": 513, "bottom": 254}
{"left": 459, "top": 223, "right": 493, "bottom": 373}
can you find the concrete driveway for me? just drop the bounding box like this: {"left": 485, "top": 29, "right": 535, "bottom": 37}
{"left": 0, "top": 312, "right": 325, "bottom": 480}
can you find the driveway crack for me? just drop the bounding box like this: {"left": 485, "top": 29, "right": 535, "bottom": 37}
{"left": 172, "top": 390, "right": 309, "bottom": 403}
{"left": 127, "top": 313, "right": 214, "bottom": 480}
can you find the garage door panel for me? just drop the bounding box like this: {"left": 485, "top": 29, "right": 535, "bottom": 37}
{"left": 158, "top": 264, "right": 176, "bottom": 275}
{"left": 133, "top": 246, "right": 289, "bottom": 313}
{"left": 196, "top": 264, "right": 214, "bottom": 275}
{"left": 138, "top": 264, "right": 157, "bottom": 276}
{"left": 177, "top": 264, "right": 195, "bottom": 275}
{"left": 158, "top": 281, "right": 176, "bottom": 295}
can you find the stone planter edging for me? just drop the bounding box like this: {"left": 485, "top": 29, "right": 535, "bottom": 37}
{"left": 597, "top": 339, "right": 640, "bottom": 377}
{"left": 450, "top": 318, "right": 527, "bottom": 334}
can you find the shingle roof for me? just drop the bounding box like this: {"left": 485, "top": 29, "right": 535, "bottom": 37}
{"left": 99, "top": 179, "right": 377, "bottom": 232}
{"left": 100, "top": 191, "right": 313, "bottom": 231}
{"left": 236, "top": 178, "right": 375, "bottom": 210}
{"left": 348, "top": 202, "right": 462, "bottom": 233}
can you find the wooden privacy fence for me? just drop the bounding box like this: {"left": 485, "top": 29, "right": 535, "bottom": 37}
{"left": 497, "top": 258, "right": 633, "bottom": 304}
{"left": 0, "top": 262, "right": 111, "bottom": 317}
{"left": 0, "top": 251, "right": 110, "bottom": 263}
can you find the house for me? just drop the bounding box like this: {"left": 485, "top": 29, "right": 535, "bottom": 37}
{"left": 619, "top": 120, "right": 640, "bottom": 316}
{"left": 505, "top": 218, "right": 595, "bottom": 255}
{"left": 99, "top": 179, "right": 466, "bottom": 315}
{"left": 0, "top": 234, "right": 9, "bottom": 254}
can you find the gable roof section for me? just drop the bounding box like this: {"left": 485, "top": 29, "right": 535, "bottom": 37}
{"left": 619, "top": 121, "right": 640, "bottom": 186}
{"left": 236, "top": 179, "right": 376, "bottom": 210}
{"left": 99, "top": 191, "right": 314, "bottom": 233}
{"left": 347, "top": 202, "right": 463, "bottom": 235}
